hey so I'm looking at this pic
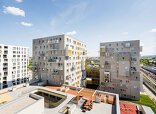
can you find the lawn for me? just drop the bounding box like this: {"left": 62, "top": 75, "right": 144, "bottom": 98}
{"left": 125, "top": 94, "right": 156, "bottom": 113}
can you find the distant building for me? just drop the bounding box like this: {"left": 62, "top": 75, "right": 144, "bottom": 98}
{"left": 32, "top": 34, "right": 87, "bottom": 87}
{"left": 0, "top": 44, "right": 29, "bottom": 89}
{"left": 99, "top": 40, "right": 141, "bottom": 100}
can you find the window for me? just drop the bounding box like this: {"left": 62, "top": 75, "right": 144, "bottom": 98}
{"left": 109, "top": 44, "right": 111, "bottom": 46}
{"left": 101, "top": 49, "right": 105, "bottom": 52}
{"left": 100, "top": 43, "right": 105, "bottom": 46}
{"left": 134, "top": 52, "right": 136, "bottom": 55}
{"left": 125, "top": 43, "right": 130, "bottom": 47}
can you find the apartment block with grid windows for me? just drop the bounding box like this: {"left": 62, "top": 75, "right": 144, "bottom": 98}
{"left": 32, "top": 34, "right": 87, "bottom": 87}
{"left": 99, "top": 40, "right": 142, "bottom": 100}
{"left": 0, "top": 44, "right": 29, "bottom": 89}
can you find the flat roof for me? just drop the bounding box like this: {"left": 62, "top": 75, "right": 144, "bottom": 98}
{"left": 100, "top": 40, "right": 140, "bottom": 44}
{"left": 0, "top": 96, "right": 36, "bottom": 114}
{"left": 120, "top": 102, "right": 137, "bottom": 114}
{"left": 0, "top": 85, "right": 120, "bottom": 114}
{"left": 0, "top": 94, "right": 13, "bottom": 104}
{"left": 33, "top": 34, "right": 86, "bottom": 44}
{"left": 0, "top": 44, "right": 29, "bottom": 48}
{"left": 78, "top": 88, "right": 96, "bottom": 100}
{"left": 74, "top": 102, "right": 115, "bottom": 114}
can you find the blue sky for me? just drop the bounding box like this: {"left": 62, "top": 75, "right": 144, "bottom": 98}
{"left": 0, "top": 0, "right": 156, "bottom": 57}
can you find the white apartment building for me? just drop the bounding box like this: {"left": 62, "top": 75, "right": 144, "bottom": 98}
{"left": 32, "top": 34, "right": 87, "bottom": 87}
{"left": 0, "top": 44, "right": 29, "bottom": 89}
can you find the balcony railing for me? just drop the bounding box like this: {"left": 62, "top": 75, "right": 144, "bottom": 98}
{"left": 52, "top": 72, "right": 59, "bottom": 75}
{"left": 33, "top": 69, "right": 38, "bottom": 72}
{"left": 3, "top": 69, "right": 8, "bottom": 72}
{"left": 40, "top": 53, "right": 45, "bottom": 56}
{"left": 48, "top": 40, "right": 59, "bottom": 44}
{"left": 55, "top": 66, "right": 63, "bottom": 70}
{"left": 131, "top": 58, "right": 137, "bottom": 61}
{"left": 48, "top": 59, "right": 60, "bottom": 63}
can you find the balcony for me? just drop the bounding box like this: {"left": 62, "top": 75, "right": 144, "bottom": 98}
{"left": 40, "top": 53, "right": 45, "bottom": 56}
{"left": 104, "top": 62, "right": 111, "bottom": 69}
{"left": 4, "top": 46, "right": 8, "bottom": 50}
{"left": 125, "top": 43, "right": 131, "bottom": 48}
{"left": 130, "top": 67, "right": 137, "bottom": 75}
{"left": 4, "top": 51, "right": 8, "bottom": 54}
{"left": 33, "top": 69, "right": 38, "bottom": 72}
{"left": 4, "top": 72, "right": 8, "bottom": 77}
{"left": 4, "top": 59, "right": 8, "bottom": 63}
{"left": 81, "top": 59, "right": 85, "bottom": 70}
{"left": 100, "top": 46, "right": 106, "bottom": 52}
{"left": 48, "top": 40, "right": 59, "bottom": 44}
{"left": 52, "top": 72, "right": 59, "bottom": 75}
{"left": 48, "top": 59, "right": 60, "bottom": 63}
{"left": 65, "top": 46, "right": 72, "bottom": 56}
{"left": 3, "top": 77, "right": 7, "bottom": 80}
{"left": 131, "top": 58, "right": 137, "bottom": 61}
{"left": 55, "top": 66, "right": 63, "bottom": 70}
{"left": 3, "top": 64, "right": 8, "bottom": 67}
{"left": 3, "top": 55, "right": 7, "bottom": 59}
{"left": 3, "top": 68, "right": 8, "bottom": 72}
{"left": 104, "top": 71, "right": 110, "bottom": 76}
{"left": 32, "top": 63, "right": 38, "bottom": 67}
{"left": 50, "top": 46, "right": 59, "bottom": 50}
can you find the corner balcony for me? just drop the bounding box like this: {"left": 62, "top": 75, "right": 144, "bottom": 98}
{"left": 48, "top": 59, "right": 60, "bottom": 63}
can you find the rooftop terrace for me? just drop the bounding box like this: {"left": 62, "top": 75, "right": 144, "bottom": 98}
{"left": 0, "top": 85, "right": 120, "bottom": 114}
{"left": 0, "top": 93, "right": 42, "bottom": 114}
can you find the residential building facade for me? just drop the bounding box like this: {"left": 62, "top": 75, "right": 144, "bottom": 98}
{"left": 99, "top": 40, "right": 141, "bottom": 100}
{"left": 86, "top": 65, "right": 100, "bottom": 85}
{"left": 32, "top": 34, "right": 87, "bottom": 87}
{"left": 0, "top": 44, "right": 29, "bottom": 89}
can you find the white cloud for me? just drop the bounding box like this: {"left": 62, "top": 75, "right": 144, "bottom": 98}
{"left": 149, "top": 28, "right": 156, "bottom": 32}
{"left": 60, "top": 2, "right": 87, "bottom": 24}
{"left": 16, "top": 0, "right": 22, "bottom": 3}
{"left": 3, "top": 6, "right": 25, "bottom": 17}
{"left": 123, "top": 32, "right": 129, "bottom": 35}
{"left": 21, "top": 22, "right": 32, "bottom": 27}
{"left": 66, "top": 30, "right": 77, "bottom": 36}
